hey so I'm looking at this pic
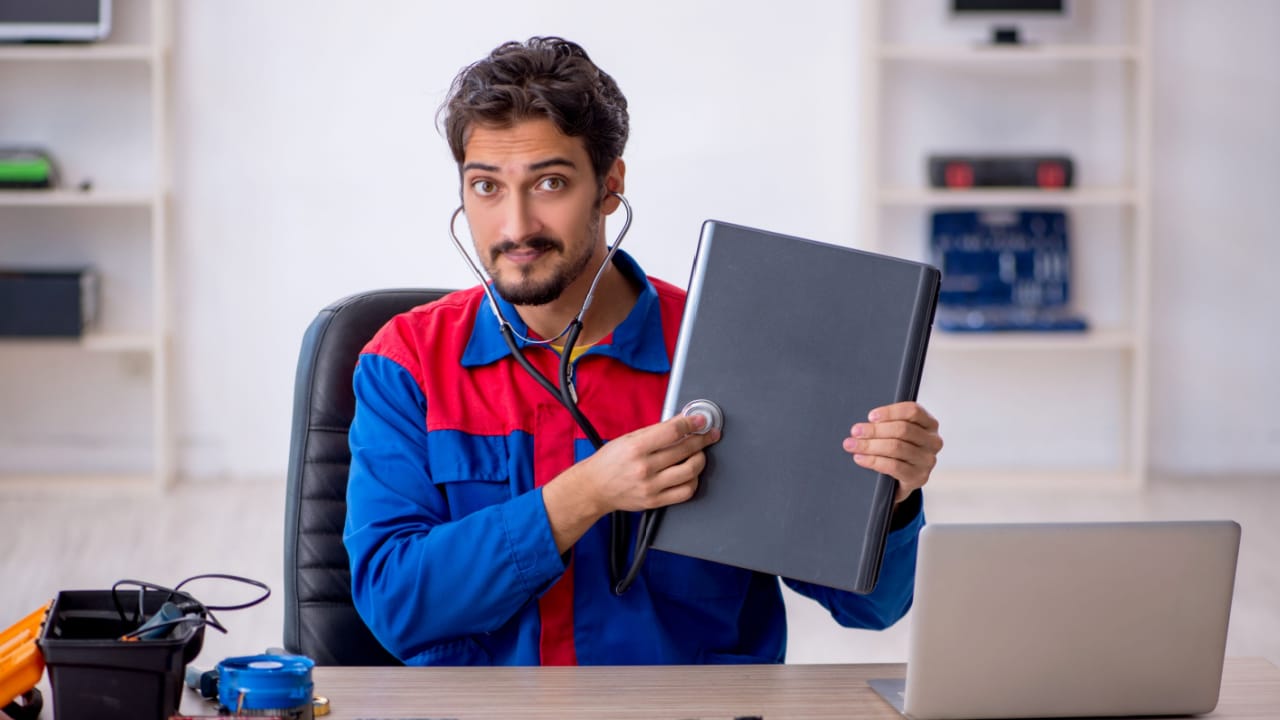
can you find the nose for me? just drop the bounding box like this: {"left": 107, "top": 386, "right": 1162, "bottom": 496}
{"left": 499, "top": 192, "right": 542, "bottom": 244}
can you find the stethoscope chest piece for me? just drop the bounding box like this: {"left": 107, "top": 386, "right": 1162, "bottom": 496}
{"left": 680, "top": 399, "right": 723, "bottom": 435}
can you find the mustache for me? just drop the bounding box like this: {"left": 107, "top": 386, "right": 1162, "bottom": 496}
{"left": 489, "top": 236, "right": 562, "bottom": 260}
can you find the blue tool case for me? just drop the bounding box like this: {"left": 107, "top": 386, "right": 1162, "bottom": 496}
{"left": 930, "top": 209, "right": 1088, "bottom": 332}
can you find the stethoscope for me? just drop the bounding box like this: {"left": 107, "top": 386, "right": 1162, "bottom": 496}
{"left": 448, "top": 192, "right": 658, "bottom": 595}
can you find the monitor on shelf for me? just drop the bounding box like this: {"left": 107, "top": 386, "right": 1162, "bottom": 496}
{"left": 0, "top": 0, "right": 111, "bottom": 43}
{"left": 953, "top": 0, "right": 1064, "bottom": 12}
{"left": 951, "top": 0, "right": 1068, "bottom": 45}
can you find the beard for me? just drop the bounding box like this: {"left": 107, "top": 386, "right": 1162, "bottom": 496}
{"left": 483, "top": 210, "right": 601, "bottom": 307}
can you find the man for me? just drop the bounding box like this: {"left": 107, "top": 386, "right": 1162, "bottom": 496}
{"left": 344, "top": 37, "right": 943, "bottom": 666}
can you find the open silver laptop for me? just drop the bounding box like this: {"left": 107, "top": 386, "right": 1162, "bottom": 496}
{"left": 870, "top": 521, "right": 1241, "bottom": 719}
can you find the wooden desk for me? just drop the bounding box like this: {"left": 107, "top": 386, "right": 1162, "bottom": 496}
{"left": 255, "top": 658, "right": 1280, "bottom": 720}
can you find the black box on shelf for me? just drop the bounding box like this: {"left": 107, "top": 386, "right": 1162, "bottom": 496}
{"left": 0, "top": 267, "right": 99, "bottom": 337}
{"left": 927, "top": 154, "right": 1075, "bottom": 188}
{"left": 37, "top": 589, "right": 205, "bottom": 720}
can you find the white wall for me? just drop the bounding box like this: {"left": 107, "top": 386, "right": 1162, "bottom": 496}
{"left": 170, "top": 0, "right": 865, "bottom": 479}
{"left": 1149, "top": 2, "right": 1280, "bottom": 474}
{"left": 100, "top": 0, "right": 1247, "bottom": 481}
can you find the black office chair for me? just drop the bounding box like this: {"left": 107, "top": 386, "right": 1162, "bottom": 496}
{"left": 282, "top": 288, "right": 450, "bottom": 665}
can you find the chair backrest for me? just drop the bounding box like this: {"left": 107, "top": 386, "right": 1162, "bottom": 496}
{"left": 283, "top": 288, "right": 451, "bottom": 665}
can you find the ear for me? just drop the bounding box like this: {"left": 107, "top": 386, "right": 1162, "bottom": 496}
{"left": 600, "top": 158, "right": 627, "bottom": 214}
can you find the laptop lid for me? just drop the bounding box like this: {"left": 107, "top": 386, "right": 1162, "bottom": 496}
{"left": 878, "top": 521, "right": 1240, "bottom": 720}
{"left": 649, "top": 220, "right": 939, "bottom": 593}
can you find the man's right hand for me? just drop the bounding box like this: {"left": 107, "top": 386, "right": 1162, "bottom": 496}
{"left": 541, "top": 413, "right": 720, "bottom": 553}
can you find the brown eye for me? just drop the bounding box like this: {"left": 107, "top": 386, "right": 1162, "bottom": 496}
{"left": 471, "top": 179, "right": 498, "bottom": 196}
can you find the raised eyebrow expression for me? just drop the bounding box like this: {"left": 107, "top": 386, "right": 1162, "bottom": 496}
{"left": 462, "top": 157, "right": 578, "bottom": 178}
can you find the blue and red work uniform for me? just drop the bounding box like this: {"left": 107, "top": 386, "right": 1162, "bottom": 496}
{"left": 344, "top": 249, "right": 925, "bottom": 666}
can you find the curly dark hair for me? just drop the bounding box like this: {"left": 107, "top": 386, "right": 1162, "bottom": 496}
{"left": 440, "top": 37, "right": 630, "bottom": 185}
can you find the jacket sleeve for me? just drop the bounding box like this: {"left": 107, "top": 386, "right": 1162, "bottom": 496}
{"left": 782, "top": 491, "right": 924, "bottom": 629}
{"left": 343, "top": 353, "right": 567, "bottom": 663}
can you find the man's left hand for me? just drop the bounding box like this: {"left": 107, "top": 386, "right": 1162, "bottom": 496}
{"left": 843, "top": 401, "right": 943, "bottom": 503}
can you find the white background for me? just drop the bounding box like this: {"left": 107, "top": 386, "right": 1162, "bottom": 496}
{"left": 3, "top": 0, "right": 1277, "bottom": 480}
{"left": 172, "top": 0, "right": 1279, "bottom": 480}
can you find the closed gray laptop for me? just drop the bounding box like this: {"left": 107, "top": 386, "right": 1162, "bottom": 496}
{"left": 870, "top": 521, "right": 1241, "bottom": 719}
{"left": 651, "top": 220, "right": 939, "bottom": 593}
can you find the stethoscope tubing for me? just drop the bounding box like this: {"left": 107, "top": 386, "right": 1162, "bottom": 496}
{"left": 449, "top": 193, "right": 655, "bottom": 595}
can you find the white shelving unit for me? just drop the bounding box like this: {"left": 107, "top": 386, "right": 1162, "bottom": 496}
{"left": 877, "top": 187, "right": 1137, "bottom": 207}
{"left": 0, "top": 190, "right": 155, "bottom": 207}
{"left": 0, "top": 0, "right": 171, "bottom": 491}
{"left": 862, "top": 0, "right": 1152, "bottom": 489}
{"left": 0, "top": 43, "right": 153, "bottom": 62}
{"left": 878, "top": 44, "right": 1139, "bottom": 62}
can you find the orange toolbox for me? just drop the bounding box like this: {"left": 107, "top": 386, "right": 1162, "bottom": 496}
{"left": 1, "top": 603, "right": 50, "bottom": 720}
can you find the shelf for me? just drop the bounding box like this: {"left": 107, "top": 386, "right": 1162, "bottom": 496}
{"left": 878, "top": 187, "right": 1137, "bottom": 208}
{"left": 0, "top": 472, "right": 155, "bottom": 495}
{"left": 0, "top": 333, "right": 154, "bottom": 352}
{"left": 879, "top": 44, "right": 1139, "bottom": 63}
{"left": 930, "top": 329, "right": 1134, "bottom": 352}
{"left": 83, "top": 333, "right": 154, "bottom": 352}
{"left": 0, "top": 43, "right": 154, "bottom": 62}
{"left": 0, "top": 190, "right": 156, "bottom": 208}
{"left": 927, "top": 467, "right": 1144, "bottom": 492}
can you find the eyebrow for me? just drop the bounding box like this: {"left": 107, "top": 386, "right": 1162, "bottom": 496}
{"left": 529, "top": 157, "right": 576, "bottom": 172}
{"left": 461, "top": 157, "right": 578, "bottom": 174}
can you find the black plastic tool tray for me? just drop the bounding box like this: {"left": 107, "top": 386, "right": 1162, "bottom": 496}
{"left": 37, "top": 589, "right": 205, "bottom": 720}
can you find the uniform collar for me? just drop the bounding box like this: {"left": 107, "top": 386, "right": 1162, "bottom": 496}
{"left": 460, "top": 249, "right": 672, "bottom": 374}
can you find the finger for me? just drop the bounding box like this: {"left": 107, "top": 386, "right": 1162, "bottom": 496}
{"left": 646, "top": 453, "right": 707, "bottom": 501}
{"left": 852, "top": 453, "right": 930, "bottom": 496}
{"left": 638, "top": 412, "right": 711, "bottom": 448}
{"left": 844, "top": 437, "right": 937, "bottom": 468}
{"left": 661, "top": 449, "right": 707, "bottom": 486}
{"left": 646, "top": 477, "right": 700, "bottom": 509}
{"left": 646, "top": 430, "right": 718, "bottom": 474}
{"left": 866, "top": 401, "right": 939, "bottom": 430}
{"left": 894, "top": 480, "right": 916, "bottom": 504}
{"left": 630, "top": 416, "right": 720, "bottom": 465}
{"left": 618, "top": 459, "right": 704, "bottom": 512}
{"left": 852, "top": 447, "right": 930, "bottom": 483}
{"left": 849, "top": 420, "right": 943, "bottom": 452}
{"left": 846, "top": 425, "right": 942, "bottom": 457}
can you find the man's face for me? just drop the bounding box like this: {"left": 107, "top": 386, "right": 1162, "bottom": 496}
{"left": 461, "top": 118, "right": 612, "bottom": 307}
